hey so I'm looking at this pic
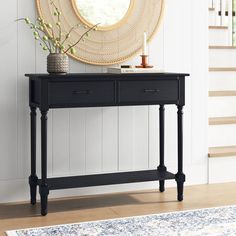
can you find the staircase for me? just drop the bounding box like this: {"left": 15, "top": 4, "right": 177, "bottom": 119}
{"left": 208, "top": 0, "right": 236, "bottom": 183}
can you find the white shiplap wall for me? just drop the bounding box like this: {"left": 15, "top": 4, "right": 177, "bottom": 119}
{"left": 0, "top": 0, "right": 208, "bottom": 203}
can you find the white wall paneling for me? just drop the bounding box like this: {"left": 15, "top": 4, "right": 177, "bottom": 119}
{"left": 69, "top": 108, "right": 86, "bottom": 175}
{"left": 17, "top": 0, "right": 36, "bottom": 179}
{"left": 0, "top": 0, "right": 209, "bottom": 203}
{"left": 133, "top": 106, "right": 149, "bottom": 170}
{"left": 0, "top": 0, "right": 18, "bottom": 180}
{"left": 118, "top": 106, "right": 134, "bottom": 171}
{"left": 148, "top": 106, "right": 160, "bottom": 169}
{"left": 69, "top": 59, "right": 87, "bottom": 176}
{"left": 190, "top": 0, "right": 208, "bottom": 168}
{"left": 102, "top": 107, "right": 118, "bottom": 172}
{"left": 52, "top": 110, "right": 70, "bottom": 176}
{"left": 209, "top": 157, "right": 236, "bottom": 183}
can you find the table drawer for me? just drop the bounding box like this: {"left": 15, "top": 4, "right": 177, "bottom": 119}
{"left": 119, "top": 80, "right": 179, "bottom": 103}
{"left": 49, "top": 81, "right": 115, "bottom": 107}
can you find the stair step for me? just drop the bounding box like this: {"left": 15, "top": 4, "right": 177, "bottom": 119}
{"left": 209, "top": 26, "right": 228, "bottom": 30}
{"left": 209, "top": 26, "right": 228, "bottom": 46}
{"left": 209, "top": 117, "right": 236, "bottom": 125}
{"left": 209, "top": 67, "right": 236, "bottom": 71}
{"left": 208, "top": 146, "right": 236, "bottom": 158}
{"left": 209, "top": 46, "right": 236, "bottom": 49}
{"left": 209, "top": 90, "right": 236, "bottom": 97}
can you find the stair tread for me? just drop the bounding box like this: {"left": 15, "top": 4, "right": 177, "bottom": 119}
{"left": 209, "top": 46, "right": 236, "bottom": 49}
{"left": 209, "top": 26, "right": 228, "bottom": 29}
{"left": 209, "top": 90, "right": 236, "bottom": 96}
{"left": 209, "top": 146, "right": 236, "bottom": 158}
{"left": 209, "top": 67, "right": 236, "bottom": 71}
{"left": 209, "top": 116, "right": 236, "bottom": 125}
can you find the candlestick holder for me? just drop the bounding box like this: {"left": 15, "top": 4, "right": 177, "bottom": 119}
{"left": 135, "top": 55, "right": 153, "bottom": 68}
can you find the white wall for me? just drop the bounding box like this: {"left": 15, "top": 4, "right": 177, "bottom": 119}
{"left": 0, "top": 0, "right": 208, "bottom": 203}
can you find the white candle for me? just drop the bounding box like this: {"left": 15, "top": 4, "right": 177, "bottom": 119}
{"left": 142, "top": 32, "right": 147, "bottom": 55}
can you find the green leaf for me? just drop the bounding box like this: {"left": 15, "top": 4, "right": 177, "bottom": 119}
{"left": 24, "top": 17, "right": 30, "bottom": 24}
{"left": 46, "top": 23, "right": 52, "bottom": 29}
{"left": 43, "top": 35, "right": 48, "bottom": 41}
{"left": 70, "top": 47, "right": 76, "bottom": 54}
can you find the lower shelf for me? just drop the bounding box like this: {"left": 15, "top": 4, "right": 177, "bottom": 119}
{"left": 37, "top": 169, "right": 176, "bottom": 190}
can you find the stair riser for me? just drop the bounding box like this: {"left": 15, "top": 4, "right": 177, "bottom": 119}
{"left": 208, "top": 11, "right": 216, "bottom": 26}
{"left": 209, "top": 157, "right": 236, "bottom": 183}
{"left": 209, "top": 72, "right": 236, "bottom": 90}
{"left": 209, "top": 125, "right": 236, "bottom": 146}
{"left": 209, "top": 49, "right": 236, "bottom": 67}
{"left": 208, "top": 12, "right": 225, "bottom": 26}
{"left": 209, "top": 29, "right": 228, "bottom": 46}
{"left": 209, "top": 97, "right": 236, "bottom": 117}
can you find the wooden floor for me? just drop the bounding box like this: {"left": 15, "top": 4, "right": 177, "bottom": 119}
{"left": 1, "top": 182, "right": 236, "bottom": 235}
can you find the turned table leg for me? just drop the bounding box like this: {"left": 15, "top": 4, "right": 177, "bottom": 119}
{"left": 157, "top": 105, "right": 167, "bottom": 192}
{"left": 39, "top": 110, "right": 49, "bottom": 216}
{"left": 29, "top": 106, "right": 38, "bottom": 205}
{"left": 175, "top": 105, "right": 185, "bottom": 201}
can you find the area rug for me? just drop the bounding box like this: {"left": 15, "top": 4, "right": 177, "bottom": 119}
{"left": 6, "top": 205, "right": 236, "bottom": 236}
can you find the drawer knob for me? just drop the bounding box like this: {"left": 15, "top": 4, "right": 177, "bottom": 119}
{"left": 143, "top": 89, "right": 160, "bottom": 93}
{"left": 72, "top": 90, "right": 92, "bottom": 95}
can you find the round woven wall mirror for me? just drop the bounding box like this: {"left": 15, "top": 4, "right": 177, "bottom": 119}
{"left": 36, "top": 0, "right": 164, "bottom": 65}
{"left": 72, "top": 0, "right": 133, "bottom": 31}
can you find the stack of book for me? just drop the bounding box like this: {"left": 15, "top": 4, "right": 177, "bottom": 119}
{"left": 107, "top": 67, "right": 164, "bottom": 74}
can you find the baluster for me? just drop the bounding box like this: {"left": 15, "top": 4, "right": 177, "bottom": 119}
{"left": 215, "top": 0, "right": 221, "bottom": 26}
{"left": 209, "top": 0, "right": 213, "bottom": 8}
{"left": 227, "top": 0, "right": 233, "bottom": 45}
{"left": 222, "top": 0, "right": 226, "bottom": 26}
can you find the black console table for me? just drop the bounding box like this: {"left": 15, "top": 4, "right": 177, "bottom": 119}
{"left": 26, "top": 72, "right": 189, "bottom": 216}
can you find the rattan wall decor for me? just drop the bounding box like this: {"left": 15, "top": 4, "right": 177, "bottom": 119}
{"left": 36, "top": 0, "right": 165, "bottom": 65}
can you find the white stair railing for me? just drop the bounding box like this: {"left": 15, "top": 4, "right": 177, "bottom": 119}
{"left": 209, "top": 0, "right": 234, "bottom": 45}
{"left": 227, "top": 0, "right": 233, "bottom": 45}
